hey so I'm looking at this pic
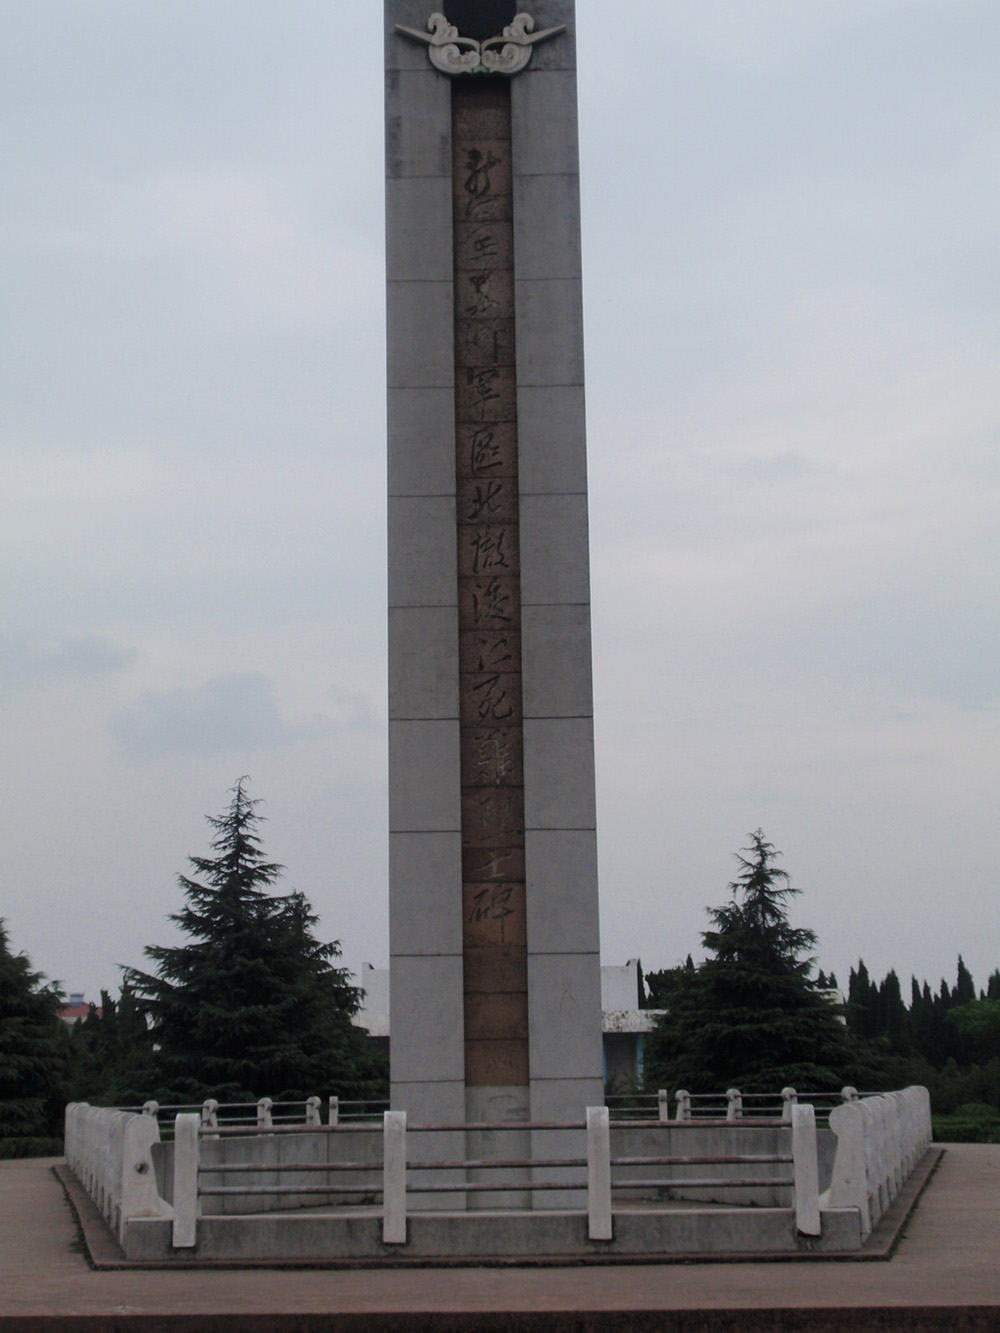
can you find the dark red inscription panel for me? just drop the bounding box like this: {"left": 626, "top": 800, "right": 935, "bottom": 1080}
{"left": 452, "top": 79, "right": 529, "bottom": 1090}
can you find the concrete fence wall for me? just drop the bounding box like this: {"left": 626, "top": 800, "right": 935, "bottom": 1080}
{"left": 64, "top": 1102, "right": 173, "bottom": 1244}
{"left": 65, "top": 1087, "right": 931, "bottom": 1259}
{"left": 608, "top": 1120, "right": 838, "bottom": 1208}
{"left": 154, "top": 1123, "right": 385, "bottom": 1216}
{"left": 822, "top": 1085, "right": 932, "bottom": 1237}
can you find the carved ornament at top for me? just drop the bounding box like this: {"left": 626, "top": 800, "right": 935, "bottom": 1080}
{"left": 395, "top": 11, "right": 566, "bottom": 77}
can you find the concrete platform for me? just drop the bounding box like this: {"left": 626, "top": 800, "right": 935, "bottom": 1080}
{"left": 1, "top": 1145, "right": 998, "bottom": 1330}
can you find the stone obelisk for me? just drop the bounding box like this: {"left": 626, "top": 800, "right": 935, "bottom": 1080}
{"left": 386, "top": 0, "right": 602, "bottom": 1134}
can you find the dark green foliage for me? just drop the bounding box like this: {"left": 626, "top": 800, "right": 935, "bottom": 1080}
{"left": 0, "top": 921, "right": 68, "bottom": 1137}
{"left": 644, "top": 956, "right": 694, "bottom": 1010}
{"left": 124, "top": 779, "right": 387, "bottom": 1103}
{"left": 0, "top": 1136, "right": 64, "bottom": 1159}
{"left": 65, "top": 985, "right": 157, "bottom": 1107}
{"left": 645, "top": 831, "right": 859, "bottom": 1092}
{"left": 953, "top": 956, "right": 976, "bottom": 1006}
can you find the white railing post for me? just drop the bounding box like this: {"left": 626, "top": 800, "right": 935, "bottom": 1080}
{"left": 257, "top": 1097, "right": 273, "bottom": 1129}
{"left": 382, "top": 1111, "right": 407, "bottom": 1245}
{"left": 120, "top": 1114, "right": 172, "bottom": 1245}
{"left": 826, "top": 1100, "right": 870, "bottom": 1236}
{"left": 172, "top": 1113, "right": 200, "bottom": 1249}
{"left": 675, "top": 1089, "right": 691, "bottom": 1121}
{"left": 792, "top": 1103, "right": 820, "bottom": 1236}
{"left": 586, "top": 1106, "right": 613, "bottom": 1241}
{"left": 200, "top": 1099, "right": 219, "bottom": 1135}
{"left": 726, "top": 1088, "right": 742, "bottom": 1122}
{"left": 781, "top": 1087, "right": 797, "bottom": 1122}
{"left": 328, "top": 1096, "right": 340, "bottom": 1126}
{"left": 305, "top": 1096, "right": 321, "bottom": 1126}
{"left": 657, "top": 1089, "right": 670, "bottom": 1122}
{"left": 141, "top": 1100, "right": 159, "bottom": 1120}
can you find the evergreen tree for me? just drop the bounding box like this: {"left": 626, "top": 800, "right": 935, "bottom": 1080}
{"left": 953, "top": 956, "right": 976, "bottom": 1006}
{"left": 644, "top": 956, "right": 694, "bottom": 1009}
{"left": 878, "top": 969, "right": 910, "bottom": 1055}
{"left": 125, "top": 779, "right": 386, "bottom": 1102}
{"left": 66, "top": 984, "right": 156, "bottom": 1106}
{"left": 846, "top": 960, "right": 879, "bottom": 1041}
{"left": 0, "top": 921, "right": 68, "bottom": 1138}
{"left": 645, "top": 831, "right": 858, "bottom": 1091}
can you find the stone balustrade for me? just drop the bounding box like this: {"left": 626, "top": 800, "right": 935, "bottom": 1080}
{"left": 822, "top": 1085, "right": 932, "bottom": 1236}
{"left": 64, "top": 1102, "right": 173, "bottom": 1244}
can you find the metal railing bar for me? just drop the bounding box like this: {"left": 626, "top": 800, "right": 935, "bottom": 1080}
{"left": 198, "top": 1162, "right": 380, "bottom": 1174}
{"left": 610, "top": 1154, "right": 793, "bottom": 1167}
{"left": 406, "top": 1180, "right": 584, "bottom": 1194}
{"left": 199, "top": 1185, "right": 383, "bottom": 1197}
{"left": 608, "top": 1118, "right": 786, "bottom": 1130}
{"left": 610, "top": 1177, "right": 795, "bottom": 1190}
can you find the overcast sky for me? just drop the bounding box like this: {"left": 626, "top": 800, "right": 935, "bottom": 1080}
{"left": 2, "top": 1, "right": 997, "bottom": 1008}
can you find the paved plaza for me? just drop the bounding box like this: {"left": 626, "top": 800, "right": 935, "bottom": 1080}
{"left": 0, "top": 1144, "right": 997, "bottom": 1330}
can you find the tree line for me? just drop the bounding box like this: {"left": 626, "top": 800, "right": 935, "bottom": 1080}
{"left": 2, "top": 809, "right": 996, "bottom": 1150}
{"left": 639, "top": 831, "right": 998, "bottom": 1139}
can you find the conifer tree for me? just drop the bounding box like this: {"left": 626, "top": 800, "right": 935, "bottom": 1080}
{"left": 0, "top": 921, "right": 68, "bottom": 1138}
{"left": 125, "top": 779, "right": 385, "bottom": 1102}
{"left": 645, "top": 831, "right": 858, "bottom": 1091}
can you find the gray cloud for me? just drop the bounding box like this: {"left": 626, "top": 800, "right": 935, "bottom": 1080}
{"left": 108, "top": 672, "right": 302, "bottom": 757}
{"left": 0, "top": 635, "right": 136, "bottom": 693}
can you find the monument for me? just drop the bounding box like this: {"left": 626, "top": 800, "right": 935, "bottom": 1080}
{"left": 386, "top": 0, "right": 603, "bottom": 1137}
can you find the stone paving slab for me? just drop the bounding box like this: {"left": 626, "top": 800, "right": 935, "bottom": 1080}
{"left": 1, "top": 1146, "right": 998, "bottom": 1331}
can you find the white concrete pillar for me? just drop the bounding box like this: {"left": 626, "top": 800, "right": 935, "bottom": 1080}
{"left": 305, "top": 1096, "right": 321, "bottom": 1126}
{"left": 726, "top": 1088, "right": 742, "bottom": 1122}
{"left": 257, "top": 1097, "right": 273, "bottom": 1129}
{"left": 120, "top": 1114, "right": 171, "bottom": 1245}
{"left": 781, "top": 1087, "right": 797, "bottom": 1122}
{"left": 586, "top": 1105, "right": 612, "bottom": 1241}
{"left": 675, "top": 1089, "right": 691, "bottom": 1121}
{"left": 792, "top": 1103, "right": 820, "bottom": 1237}
{"left": 383, "top": 1110, "right": 407, "bottom": 1245}
{"left": 657, "top": 1089, "right": 670, "bottom": 1122}
{"left": 826, "top": 1101, "right": 871, "bottom": 1236}
{"left": 172, "top": 1112, "right": 200, "bottom": 1249}
{"left": 328, "top": 1096, "right": 339, "bottom": 1126}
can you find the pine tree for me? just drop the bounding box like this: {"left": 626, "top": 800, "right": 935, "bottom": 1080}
{"left": 125, "top": 779, "right": 385, "bottom": 1102}
{"left": 645, "top": 831, "right": 858, "bottom": 1092}
{"left": 0, "top": 921, "right": 68, "bottom": 1138}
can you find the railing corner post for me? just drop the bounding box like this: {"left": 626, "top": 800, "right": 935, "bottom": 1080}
{"left": 172, "top": 1113, "right": 200, "bottom": 1249}
{"left": 586, "top": 1105, "right": 613, "bottom": 1241}
{"left": 382, "top": 1110, "right": 407, "bottom": 1245}
{"left": 792, "top": 1102, "right": 821, "bottom": 1237}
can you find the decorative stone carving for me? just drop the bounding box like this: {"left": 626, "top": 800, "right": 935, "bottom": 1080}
{"left": 396, "top": 11, "right": 565, "bottom": 76}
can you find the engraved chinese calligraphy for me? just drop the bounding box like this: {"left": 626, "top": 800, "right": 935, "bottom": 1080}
{"left": 453, "top": 78, "right": 529, "bottom": 1089}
